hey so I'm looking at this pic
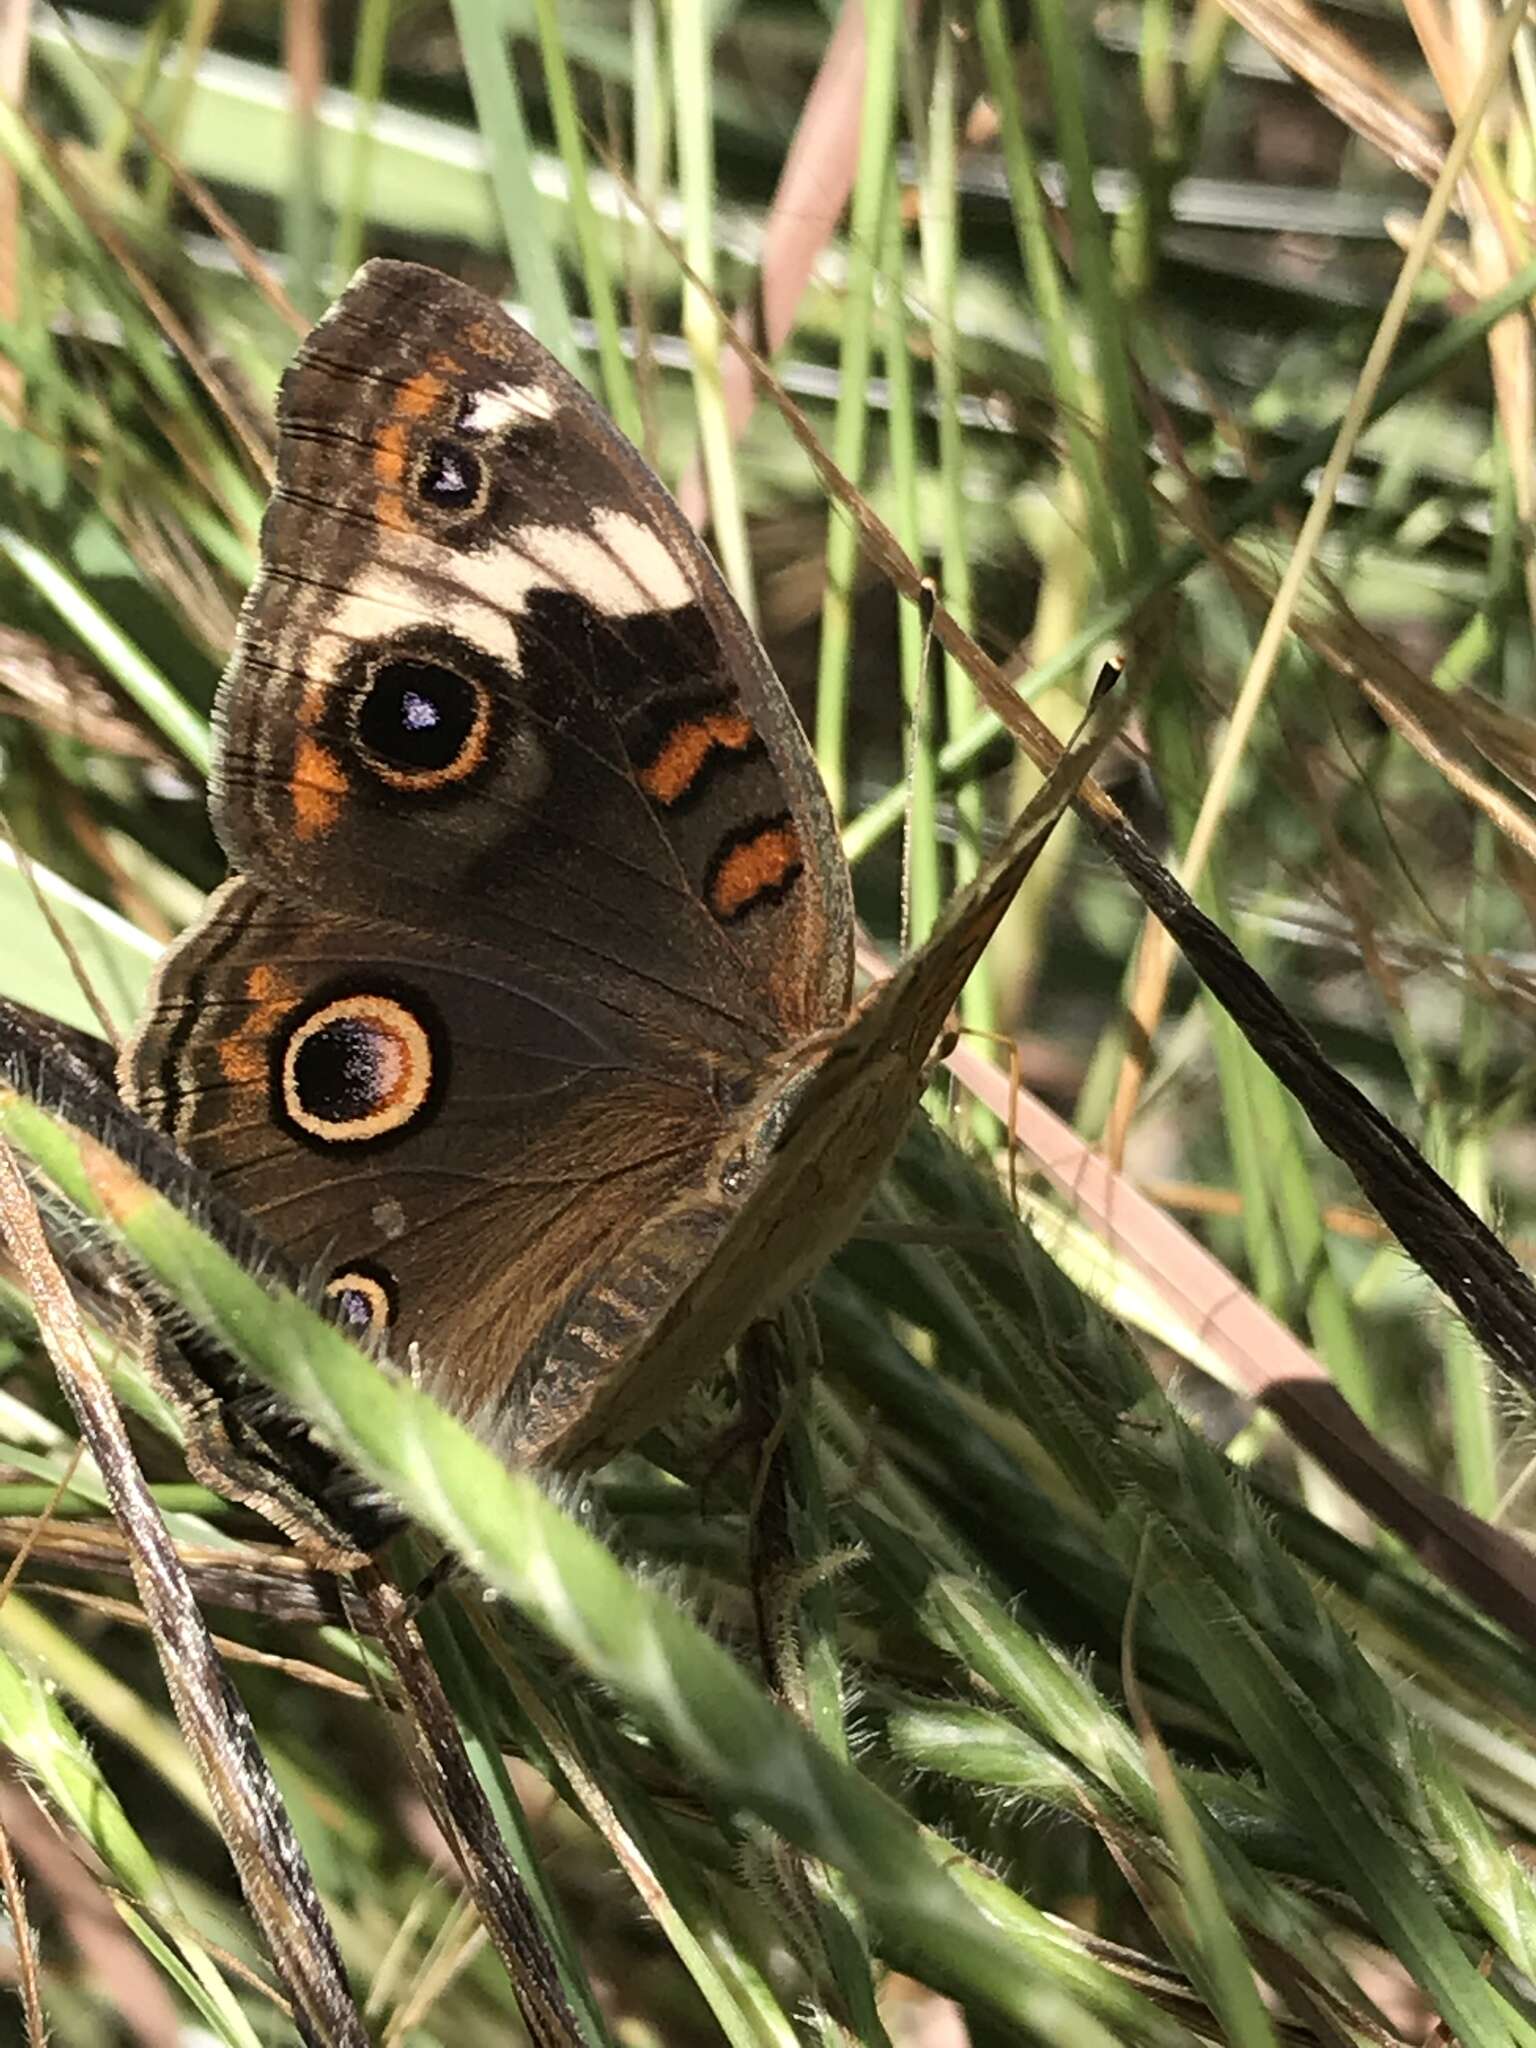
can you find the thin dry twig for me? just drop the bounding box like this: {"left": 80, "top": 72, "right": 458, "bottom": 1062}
{"left": 0, "top": 1793, "right": 46, "bottom": 2048}
{"left": 1220, "top": 0, "right": 1448, "bottom": 183}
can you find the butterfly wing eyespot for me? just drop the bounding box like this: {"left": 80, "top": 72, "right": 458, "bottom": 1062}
{"left": 353, "top": 655, "right": 493, "bottom": 790}
{"left": 274, "top": 983, "right": 448, "bottom": 1150}
{"left": 330, "top": 624, "right": 546, "bottom": 805}
{"left": 415, "top": 437, "right": 487, "bottom": 514}
{"left": 324, "top": 1260, "right": 399, "bottom": 1336}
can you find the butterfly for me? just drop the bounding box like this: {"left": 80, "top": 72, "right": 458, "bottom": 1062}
{"left": 119, "top": 260, "right": 1089, "bottom": 1485}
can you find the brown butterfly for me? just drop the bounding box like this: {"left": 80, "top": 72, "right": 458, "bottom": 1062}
{"left": 121, "top": 260, "right": 1091, "bottom": 1481}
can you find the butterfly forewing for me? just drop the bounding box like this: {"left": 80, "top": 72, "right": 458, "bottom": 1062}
{"left": 219, "top": 259, "right": 851, "bottom": 1046}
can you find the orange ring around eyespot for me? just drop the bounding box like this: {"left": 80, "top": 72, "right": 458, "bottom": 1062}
{"left": 281, "top": 994, "right": 434, "bottom": 1142}
{"left": 324, "top": 1266, "right": 396, "bottom": 1334}
{"left": 351, "top": 660, "right": 495, "bottom": 794}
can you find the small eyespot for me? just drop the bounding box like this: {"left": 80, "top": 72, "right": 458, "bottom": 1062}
{"left": 325, "top": 1260, "right": 398, "bottom": 1336}
{"left": 277, "top": 990, "right": 442, "bottom": 1146}
{"left": 417, "top": 437, "right": 484, "bottom": 510}
{"left": 353, "top": 658, "right": 492, "bottom": 790}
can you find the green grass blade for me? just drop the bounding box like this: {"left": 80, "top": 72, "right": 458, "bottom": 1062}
{"left": 450, "top": 0, "right": 579, "bottom": 369}
{"left": 0, "top": 530, "right": 212, "bottom": 777}
{"left": 530, "top": 0, "right": 642, "bottom": 445}
{"left": 670, "top": 0, "right": 756, "bottom": 622}
{"left": 812, "top": 0, "right": 902, "bottom": 817}
{"left": 331, "top": 0, "right": 393, "bottom": 281}
{"left": 0, "top": 1088, "right": 1191, "bottom": 2045}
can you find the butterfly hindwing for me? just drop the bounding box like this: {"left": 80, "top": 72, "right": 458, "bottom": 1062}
{"left": 122, "top": 876, "right": 759, "bottom": 1436}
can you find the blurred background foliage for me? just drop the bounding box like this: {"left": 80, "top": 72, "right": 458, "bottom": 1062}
{"left": 5, "top": 1, "right": 1536, "bottom": 2044}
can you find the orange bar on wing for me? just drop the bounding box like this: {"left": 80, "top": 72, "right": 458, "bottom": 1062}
{"left": 709, "top": 821, "right": 800, "bottom": 917}
{"left": 639, "top": 711, "right": 757, "bottom": 806}
{"left": 371, "top": 364, "right": 451, "bottom": 530}
{"left": 290, "top": 736, "right": 348, "bottom": 839}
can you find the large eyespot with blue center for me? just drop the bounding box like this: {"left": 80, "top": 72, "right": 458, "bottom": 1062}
{"left": 344, "top": 628, "right": 502, "bottom": 798}
{"left": 415, "top": 436, "right": 488, "bottom": 516}
{"left": 324, "top": 1259, "right": 399, "bottom": 1339}
{"left": 272, "top": 981, "right": 447, "bottom": 1152}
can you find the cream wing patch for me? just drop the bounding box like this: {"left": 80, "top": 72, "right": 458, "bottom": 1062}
{"left": 311, "top": 516, "right": 696, "bottom": 644}
{"left": 313, "top": 570, "right": 524, "bottom": 676}
{"left": 511, "top": 512, "right": 695, "bottom": 616}
{"left": 460, "top": 381, "right": 559, "bottom": 433}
